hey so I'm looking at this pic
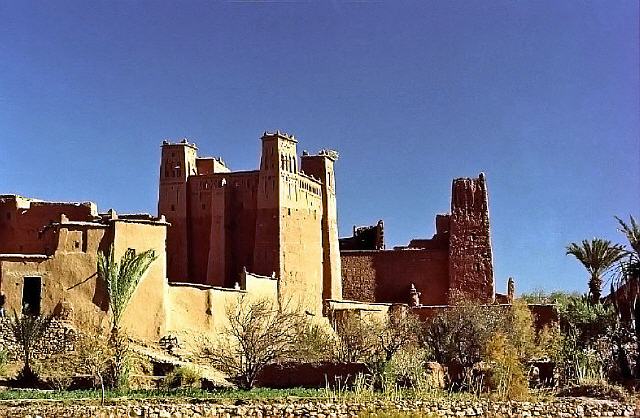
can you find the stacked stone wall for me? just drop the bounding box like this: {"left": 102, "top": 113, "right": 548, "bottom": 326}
{"left": 0, "top": 398, "right": 637, "bottom": 417}
{"left": 0, "top": 317, "right": 76, "bottom": 360}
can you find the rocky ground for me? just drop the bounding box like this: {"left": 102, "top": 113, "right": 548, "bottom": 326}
{"left": 0, "top": 397, "right": 638, "bottom": 417}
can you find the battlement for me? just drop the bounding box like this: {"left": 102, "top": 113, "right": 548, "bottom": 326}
{"left": 261, "top": 130, "right": 297, "bottom": 143}
{"left": 161, "top": 138, "right": 198, "bottom": 150}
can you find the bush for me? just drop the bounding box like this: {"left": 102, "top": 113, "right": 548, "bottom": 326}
{"left": 0, "top": 349, "right": 7, "bottom": 377}
{"left": 164, "top": 366, "right": 201, "bottom": 389}
{"left": 332, "top": 311, "right": 380, "bottom": 364}
{"left": 484, "top": 332, "right": 529, "bottom": 401}
{"left": 203, "top": 296, "right": 304, "bottom": 389}
{"left": 381, "top": 345, "right": 430, "bottom": 391}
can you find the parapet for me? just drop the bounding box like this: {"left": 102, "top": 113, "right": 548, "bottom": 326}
{"left": 261, "top": 130, "right": 297, "bottom": 143}
{"left": 161, "top": 138, "right": 198, "bottom": 150}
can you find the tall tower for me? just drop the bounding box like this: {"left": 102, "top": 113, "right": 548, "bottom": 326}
{"left": 158, "top": 139, "right": 198, "bottom": 282}
{"left": 253, "top": 131, "right": 297, "bottom": 278}
{"left": 301, "top": 150, "right": 342, "bottom": 301}
{"left": 448, "top": 172, "right": 494, "bottom": 303}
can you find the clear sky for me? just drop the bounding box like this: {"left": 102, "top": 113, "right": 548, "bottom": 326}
{"left": 1, "top": 1, "right": 638, "bottom": 295}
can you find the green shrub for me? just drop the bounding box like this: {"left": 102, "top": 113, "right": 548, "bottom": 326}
{"left": 381, "top": 346, "right": 429, "bottom": 391}
{"left": 164, "top": 366, "right": 201, "bottom": 389}
{"left": 0, "top": 349, "right": 7, "bottom": 377}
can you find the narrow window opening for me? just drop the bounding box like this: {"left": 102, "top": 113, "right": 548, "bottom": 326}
{"left": 22, "top": 276, "right": 42, "bottom": 315}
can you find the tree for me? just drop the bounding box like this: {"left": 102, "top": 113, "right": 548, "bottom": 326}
{"left": 373, "top": 309, "right": 422, "bottom": 362}
{"left": 97, "top": 244, "right": 157, "bottom": 333}
{"left": 566, "top": 238, "right": 625, "bottom": 304}
{"left": 203, "top": 296, "right": 303, "bottom": 389}
{"left": 611, "top": 215, "right": 640, "bottom": 378}
{"left": 8, "top": 312, "right": 52, "bottom": 385}
{"left": 97, "top": 244, "right": 157, "bottom": 389}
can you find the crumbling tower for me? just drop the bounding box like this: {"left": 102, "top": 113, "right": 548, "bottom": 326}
{"left": 448, "top": 173, "right": 494, "bottom": 303}
{"left": 301, "top": 150, "right": 342, "bottom": 300}
{"left": 158, "top": 139, "right": 198, "bottom": 282}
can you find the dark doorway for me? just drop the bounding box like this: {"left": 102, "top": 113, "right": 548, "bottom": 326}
{"left": 22, "top": 276, "right": 42, "bottom": 315}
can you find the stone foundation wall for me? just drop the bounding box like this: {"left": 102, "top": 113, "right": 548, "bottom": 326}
{"left": 0, "top": 317, "right": 76, "bottom": 360}
{"left": 0, "top": 398, "right": 637, "bottom": 417}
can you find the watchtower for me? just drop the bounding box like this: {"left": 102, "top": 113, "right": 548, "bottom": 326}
{"left": 158, "top": 139, "right": 198, "bottom": 282}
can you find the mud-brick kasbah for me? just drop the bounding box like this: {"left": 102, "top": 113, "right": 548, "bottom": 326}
{"left": 0, "top": 130, "right": 533, "bottom": 345}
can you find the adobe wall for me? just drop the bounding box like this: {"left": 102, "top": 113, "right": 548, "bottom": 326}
{"left": 112, "top": 220, "right": 169, "bottom": 340}
{"left": 0, "top": 196, "right": 97, "bottom": 255}
{"left": 279, "top": 176, "right": 324, "bottom": 314}
{"left": 219, "top": 172, "right": 259, "bottom": 288}
{"left": 0, "top": 226, "right": 111, "bottom": 331}
{"left": 166, "top": 271, "right": 278, "bottom": 345}
{"left": 341, "top": 248, "right": 449, "bottom": 305}
{"left": 300, "top": 154, "right": 342, "bottom": 301}
{"left": 0, "top": 219, "right": 169, "bottom": 341}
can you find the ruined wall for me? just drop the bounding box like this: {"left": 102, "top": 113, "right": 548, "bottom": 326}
{"left": 341, "top": 248, "right": 449, "bottom": 305}
{"left": 339, "top": 221, "right": 385, "bottom": 251}
{"left": 448, "top": 173, "right": 494, "bottom": 303}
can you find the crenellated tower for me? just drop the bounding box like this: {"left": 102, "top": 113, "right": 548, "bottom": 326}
{"left": 301, "top": 149, "right": 342, "bottom": 301}
{"left": 448, "top": 172, "right": 494, "bottom": 303}
{"left": 158, "top": 139, "right": 198, "bottom": 282}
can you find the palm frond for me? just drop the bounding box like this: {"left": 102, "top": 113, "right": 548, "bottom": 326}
{"left": 97, "top": 244, "right": 157, "bottom": 329}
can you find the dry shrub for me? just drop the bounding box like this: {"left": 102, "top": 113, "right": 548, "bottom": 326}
{"left": 203, "top": 296, "right": 304, "bottom": 389}
{"left": 484, "top": 332, "right": 529, "bottom": 401}
{"left": 332, "top": 311, "right": 379, "bottom": 364}
{"left": 381, "top": 345, "right": 430, "bottom": 391}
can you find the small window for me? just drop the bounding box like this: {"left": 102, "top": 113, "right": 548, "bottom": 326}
{"left": 171, "top": 204, "right": 175, "bottom": 211}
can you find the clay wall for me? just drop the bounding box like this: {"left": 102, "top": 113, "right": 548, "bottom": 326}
{"left": 279, "top": 172, "right": 324, "bottom": 314}
{"left": 158, "top": 142, "right": 198, "bottom": 282}
{"left": 341, "top": 248, "right": 449, "bottom": 305}
{"left": 166, "top": 271, "right": 278, "bottom": 345}
{"left": 300, "top": 154, "right": 342, "bottom": 301}
{"left": 0, "top": 196, "right": 96, "bottom": 255}
{"left": 0, "top": 219, "right": 169, "bottom": 341}
{"left": 224, "top": 172, "right": 260, "bottom": 288}
{"left": 112, "top": 220, "right": 169, "bottom": 340}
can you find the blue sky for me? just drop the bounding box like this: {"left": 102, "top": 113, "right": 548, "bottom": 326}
{"left": 1, "top": 1, "right": 638, "bottom": 295}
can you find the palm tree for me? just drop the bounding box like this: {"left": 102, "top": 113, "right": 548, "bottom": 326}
{"left": 97, "top": 244, "right": 157, "bottom": 333}
{"left": 97, "top": 244, "right": 157, "bottom": 389}
{"left": 8, "top": 312, "right": 52, "bottom": 385}
{"left": 566, "top": 238, "right": 625, "bottom": 304}
{"left": 610, "top": 216, "right": 640, "bottom": 377}
{"left": 616, "top": 216, "right": 640, "bottom": 283}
